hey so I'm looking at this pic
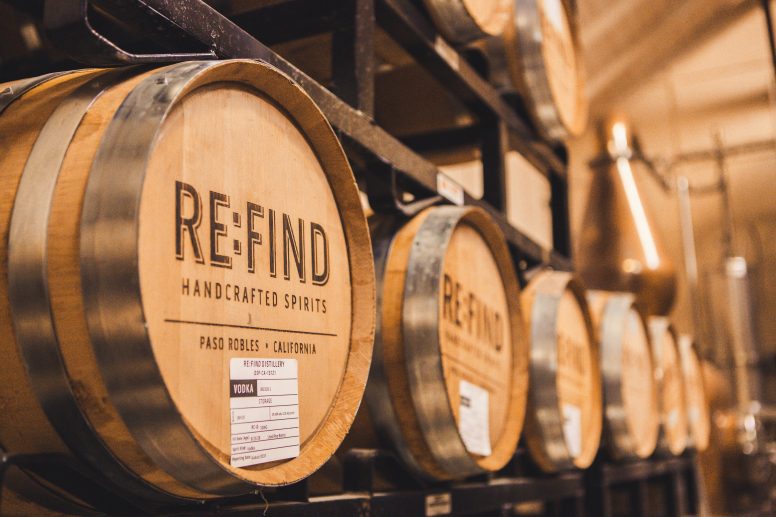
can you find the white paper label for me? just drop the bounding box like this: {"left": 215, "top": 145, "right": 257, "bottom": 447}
{"left": 562, "top": 403, "right": 582, "bottom": 458}
{"left": 229, "top": 358, "right": 300, "bottom": 468}
{"left": 458, "top": 380, "right": 491, "bottom": 456}
{"left": 425, "top": 493, "right": 452, "bottom": 516}
{"left": 437, "top": 173, "right": 465, "bottom": 206}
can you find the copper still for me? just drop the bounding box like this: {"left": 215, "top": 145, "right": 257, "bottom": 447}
{"left": 577, "top": 121, "right": 677, "bottom": 316}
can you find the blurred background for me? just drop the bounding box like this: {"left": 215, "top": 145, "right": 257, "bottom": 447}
{"left": 569, "top": 2, "right": 776, "bottom": 512}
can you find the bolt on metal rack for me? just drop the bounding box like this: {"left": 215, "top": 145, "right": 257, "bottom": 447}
{"left": 0, "top": 0, "right": 700, "bottom": 515}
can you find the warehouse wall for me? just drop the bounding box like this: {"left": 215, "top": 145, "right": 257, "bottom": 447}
{"left": 568, "top": 8, "right": 776, "bottom": 360}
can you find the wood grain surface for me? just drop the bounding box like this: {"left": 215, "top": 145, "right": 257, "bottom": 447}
{"left": 0, "top": 60, "right": 374, "bottom": 494}
{"left": 376, "top": 207, "right": 527, "bottom": 479}
{"left": 620, "top": 307, "right": 660, "bottom": 457}
{"left": 0, "top": 71, "right": 94, "bottom": 456}
{"left": 522, "top": 271, "right": 602, "bottom": 471}
{"left": 651, "top": 320, "right": 689, "bottom": 456}
{"left": 680, "top": 336, "right": 711, "bottom": 452}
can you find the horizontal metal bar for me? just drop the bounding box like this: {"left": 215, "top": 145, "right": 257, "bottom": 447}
{"left": 672, "top": 138, "right": 776, "bottom": 164}
{"left": 370, "top": 473, "right": 584, "bottom": 515}
{"left": 590, "top": 457, "right": 696, "bottom": 486}
{"left": 205, "top": 474, "right": 583, "bottom": 515}
{"left": 450, "top": 474, "right": 583, "bottom": 514}
{"left": 190, "top": 495, "right": 371, "bottom": 516}
{"left": 132, "top": 0, "right": 567, "bottom": 268}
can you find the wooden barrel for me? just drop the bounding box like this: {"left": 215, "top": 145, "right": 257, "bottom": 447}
{"left": 648, "top": 317, "right": 689, "bottom": 456}
{"left": 0, "top": 60, "right": 374, "bottom": 500}
{"left": 587, "top": 291, "right": 659, "bottom": 460}
{"left": 485, "top": 0, "right": 588, "bottom": 141}
{"left": 423, "top": 0, "right": 513, "bottom": 44}
{"left": 678, "top": 335, "right": 711, "bottom": 452}
{"left": 521, "top": 271, "right": 602, "bottom": 471}
{"left": 364, "top": 206, "right": 528, "bottom": 480}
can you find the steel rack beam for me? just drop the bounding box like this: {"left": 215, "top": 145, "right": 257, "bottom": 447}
{"left": 594, "top": 456, "right": 695, "bottom": 485}
{"left": 584, "top": 456, "right": 699, "bottom": 517}
{"left": 338, "top": 448, "right": 585, "bottom": 516}
{"left": 176, "top": 495, "right": 372, "bottom": 516}
{"left": 43, "top": 0, "right": 572, "bottom": 270}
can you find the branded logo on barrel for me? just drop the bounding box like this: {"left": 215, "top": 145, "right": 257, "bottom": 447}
{"left": 442, "top": 273, "right": 504, "bottom": 352}
{"left": 174, "top": 180, "right": 330, "bottom": 285}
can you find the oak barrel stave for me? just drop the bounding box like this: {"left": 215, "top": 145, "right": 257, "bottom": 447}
{"left": 679, "top": 334, "right": 711, "bottom": 452}
{"left": 423, "top": 0, "right": 513, "bottom": 44}
{"left": 362, "top": 206, "right": 529, "bottom": 480}
{"left": 521, "top": 270, "right": 602, "bottom": 472}
{"left": 649, "top": 317, "right": 690, "bottom": 456}
{"left": 0, "top": 60, "right": 375, "bottom": 500}
{"left": 484, "top": 0, "right": 588, "bottom": 141}
{"left": 5, "top": 67, "right": 200, "bottom": 504}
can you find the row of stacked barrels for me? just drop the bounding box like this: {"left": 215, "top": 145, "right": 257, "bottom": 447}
{"left": 0, "top": 55, "right": 710, "bottom": 507}
{"left": 0, "top": 4, "right": 679, "bottom": 516}
{"left": 421, "top": 0, "right": 589, "bottom": 141}
{"left": 352, "top": 210, "right": 711, "bottom": 481}
{"left": 354, "top": 206, "right": 710, "bottom": 480}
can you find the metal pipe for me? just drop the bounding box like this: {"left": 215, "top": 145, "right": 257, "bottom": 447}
{"left": 626, "top": 138, "right": 776, "bottom": 196}
{"left": 715, "top": 136, "right": 737, "bottom": 258}
{"left": 676, "top": 176, "right": 706, "bottom": 345}
{"left": 672, "top": 138, "right": 776, "bottom": 164}
{"left": 722, "top": 256, "right": 768, "bottom": 465}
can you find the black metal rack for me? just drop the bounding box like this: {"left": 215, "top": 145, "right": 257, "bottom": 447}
{"left": 32, "top": 0, "right": 573, "bottom": 274}
{"left": 2, "top": 445, "right": 700, "bottom": 515}
{"left": 585, "top": 454, "right": 700, "bottom": 517}
{"left": 0, "top": 1, "right": 701, "bottom": 514}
